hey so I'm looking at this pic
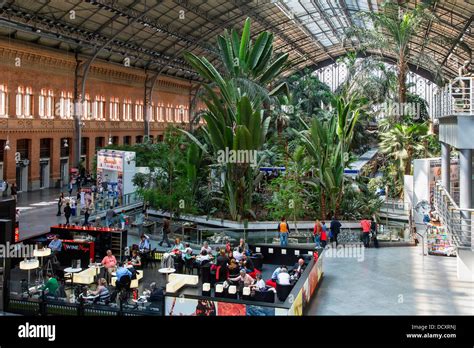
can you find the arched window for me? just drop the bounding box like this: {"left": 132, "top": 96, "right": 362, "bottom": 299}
{"left": 0, "top": 84, "right": 8, "bottom": 117}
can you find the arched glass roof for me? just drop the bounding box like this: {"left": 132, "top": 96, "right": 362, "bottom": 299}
{"left": 0, "top": 0, "right": 472, "bottom": 82}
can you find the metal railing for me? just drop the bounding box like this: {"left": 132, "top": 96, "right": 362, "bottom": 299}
{"left": 433, "top": 181, "right": 473, "bottom": 249}
{"left": 433, "top": 77, "right": 474, "bottom": 118}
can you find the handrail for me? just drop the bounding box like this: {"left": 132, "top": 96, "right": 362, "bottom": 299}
{"left": 434, "top": 76, "right": 474, "bottom": 118}
{"left": 433, "top": 181, "right": 472, "bottom": 249}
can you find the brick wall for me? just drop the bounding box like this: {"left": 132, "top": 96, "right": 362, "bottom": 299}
{"left": 0, "top": 38, "right": 196, "bottom": 191}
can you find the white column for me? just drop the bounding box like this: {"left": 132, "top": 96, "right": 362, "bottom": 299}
{"left": 441, "top": 142, "right": 451, "bottom": 193}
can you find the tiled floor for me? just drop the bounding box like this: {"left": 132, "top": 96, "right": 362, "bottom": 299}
{"left": 307, "top": 245, "right": 474, "bottom": 315}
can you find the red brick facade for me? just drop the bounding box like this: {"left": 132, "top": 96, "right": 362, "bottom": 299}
{"left": 0, "top": 38, "right": 201, "bottom": 191}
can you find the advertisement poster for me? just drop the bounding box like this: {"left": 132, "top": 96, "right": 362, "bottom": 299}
{"left": 97, "top": 153, "right": 123, "bottom": 171}
{"left": 217, "top": 302, "right": 246, "bottom": 316}
{"left": 246, "top": 305, "right": 275, "bottom": 316}
{"left": 288, "top": 291, "right": 303, "bottom": 316}
{"left": 165, "top": 297, "right": 217, "bottom": 316}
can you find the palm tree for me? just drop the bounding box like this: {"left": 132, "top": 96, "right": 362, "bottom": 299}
{"left": 379, "top": 123, "right": 429, "bottom": 179}
{"left": 346, "top": 1, "right": 435, "bottom": 105}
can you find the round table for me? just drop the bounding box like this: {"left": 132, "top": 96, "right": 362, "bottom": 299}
{"left": 19, "top": 259, "right": 40, "bottom": 285}
{"left": 158, "top": 267, "right": 176, "bottom": 283}
{"left": 64, "top": 267, "right": 82, "bottom": 285}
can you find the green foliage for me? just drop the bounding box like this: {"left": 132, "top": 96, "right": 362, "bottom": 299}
{"left": 183, "top": 17, "right": 287, "bottom": 221}
{"left": 266, "top": 175, "right": 308, "bottom": 221}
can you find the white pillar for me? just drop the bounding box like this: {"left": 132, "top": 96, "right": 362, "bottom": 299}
{"left": 441, "top": 142, "right": 451, "bottom": 193}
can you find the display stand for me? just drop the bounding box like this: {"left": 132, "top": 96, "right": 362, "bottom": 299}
{"left": 426, "top": 223, "right": 456, "bottom": 256}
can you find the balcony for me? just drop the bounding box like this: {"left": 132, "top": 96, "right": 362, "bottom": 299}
{"left": 435, "top": 77, "right": 474, "bottom": 149}
{"left": 434, "top": 77, "right": 474, "bottom": 119}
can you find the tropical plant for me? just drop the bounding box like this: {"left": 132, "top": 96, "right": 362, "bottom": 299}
{"left": 379, "top": 123, "right": 429, "bottom": 182}
{"left": 297, "top": 95, "right": 362, "bottom": 218}
{"left": 182, "top": 18, "right": 288, "bottom": 221}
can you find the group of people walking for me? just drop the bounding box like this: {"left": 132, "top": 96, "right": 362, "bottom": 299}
{"left": 278, "top": 215, "right": 379, "bottom": 249}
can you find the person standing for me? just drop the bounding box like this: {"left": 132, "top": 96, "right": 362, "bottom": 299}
{"left": 56, "top": 192, "right": 64, "bottom": 216}
{"left": 83, "top": 201, "right": 91, "bottom": 226}
{"left": 68, "top": 180, "right": 73, "bottom": 196}
{"left": 313, "top": 219, "right": 322, "bottom": 248}
{"left": 105, "top": 206, "right": 115, "bottom": 227}
{"left": 370, "top": 217, "right": 379, "bottom": 248}
{"left": 142, "top": 201, "right": 150, "bottom": 219}
{"left": 277, "top": 217, "right": 290, "bottom": 247}
{"left": 10, "top": 182, "right": 17, "bottom": 202}
{"left": 321, "top": 221, "right": 328, "bottom": 248}
{"left": 159, "top": 217, "right": 172, "bottom": 247}
{"left": 119, "top": 210, "right": 126, "bottom": 230}
{"left": 63, "top": 203, "right": 72, "bottom": 225}
{"left": 330, "top": 216, "right": 342, "bottom": 246}
{"left": 360, "top": 218, "right": 372, "bottom": 248}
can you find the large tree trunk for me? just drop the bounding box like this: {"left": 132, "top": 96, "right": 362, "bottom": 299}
{"left": 398, "top": 52, "right": 408, "bottom": 107}
{"left": 320, "top": 191, "right": 327, "bottom": 221}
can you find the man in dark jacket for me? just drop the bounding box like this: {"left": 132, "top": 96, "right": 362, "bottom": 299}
{"left": 64, "top": 202, "right": 72, "bottom": 225}
{"left": 330, "top": 216, "right": 342, "bottom": 245}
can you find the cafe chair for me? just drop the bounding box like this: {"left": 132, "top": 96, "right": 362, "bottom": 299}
{"left": 276, "top": 282, "right": 293, "bottom": 302}
{"left": 241, "top": 286, "right": 251, "bottom": 300}
{"left": 202, "top": 283, "right": 211, "bottom": 296}
{"left": 227, "top": 285, "right": 238, "bottom": 299}
{"left": 253, "top": 290, "right": 275, "bottom": 303}
{"left": 183, "top": 258, "right": 195, "bottom": 275}
{"left": 250, "top": 253, "right": 264, "bottom": 271}
{"left": 200, "top": 263, "right": 211, "bottom": 284}
{"left": 215, "top": 283, "right": 225, "bottom": 298}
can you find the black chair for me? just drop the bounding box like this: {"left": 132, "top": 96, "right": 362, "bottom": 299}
{"left": 250, "top": 253, "right": 263, "bottom": 271}
{"left": 253, "top": 290, "right": 275, "bottom": 303}
{"left": 201, "top": 263, "right": 211, "bottom": 284}
{"left": 183, "top": 258, "right": 195, "bottom": 274}
{"left": 276, "top": 282, "right": 293, "bottom": 302}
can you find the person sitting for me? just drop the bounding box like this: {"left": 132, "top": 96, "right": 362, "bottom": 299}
{"left": 291, "top": 258, "right": 306, "bottom": 280}
{"left": 228, "top": 269, "right": 255, "bottom": 292}
{"left": 233, "top": 247, "right": 244, "bottom": 262}
{"left": 48, "top": 235, "right": 62, "bottom": 253}
{"left": 171, "top": 238, "right": 185, "bottom": 254}
{"left": 266, "top": 265, "right": 285, "bottom": 288}
{"left": 116, "top": 263, "right": 133, "bottom": 284}
{"left": 227, "top": 258, "right": 240, "bottom": 279}
{"left": 251, "top": 273, "right": 276, "bottom": 293}
{"left": 195, "top": 249, "right": 212, "bottom": 265}
{"left": 39, "top": 273, "right": 59, "bottom": 297}
{"left": 89, "top": 278, "right": 110, "bottom": 304}
{"left": 78, "top": 286, "right": 94, "bottom": 304}
{"left": 182, "top": 245, "right": 195, "bottom": 271}
{"left": 200, "top": 241, "right": 212, "bottom": 255}
{"left": 238, "top": 238, "right": 250, "bottom": 256}
{"left": 241, "top": 254, "right": 254, "bottom": 273}
{"left": 277, "top": 267, "right": 291, "bottom": 285}
{"left": 101, "top": 250, "right": 117, "bottom": 280}
{"left": 128, "top": 250, "right": 142, "bottom": 269}
{"left": 138, "top": 234, "right": 150, "bottom": 253}
{"left": 147, "top": 282, "right": 165, "bottom": 311}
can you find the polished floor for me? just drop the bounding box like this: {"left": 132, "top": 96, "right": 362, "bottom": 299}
{"left": 307, "top": 245, "right": 474, "bottom": 315}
